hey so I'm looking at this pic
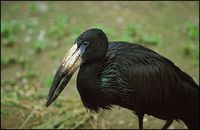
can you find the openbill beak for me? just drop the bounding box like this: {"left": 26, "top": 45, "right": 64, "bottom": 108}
{"left": 46, "top": 43, "right": 85, "bottom": 107}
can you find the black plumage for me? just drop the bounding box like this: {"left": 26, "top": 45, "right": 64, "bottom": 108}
{"left": 46, "top": 28, "right": 199, "bottom": 129}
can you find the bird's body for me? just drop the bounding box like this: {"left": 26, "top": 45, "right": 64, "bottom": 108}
{"left": 46, "top": 29, "right": 199, "bottom": 129}
{"left": 77, "top": 41, "right": 199, "bottom": 128}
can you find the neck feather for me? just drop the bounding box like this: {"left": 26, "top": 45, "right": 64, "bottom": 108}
{"left": 77, "top": 60, "right": 111, "bottom": 111}
{"left": 77, "top": 60, "right": 103, "bottom": 94}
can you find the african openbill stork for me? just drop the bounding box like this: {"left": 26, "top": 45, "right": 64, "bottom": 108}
{"left": 46, "top": 28, "right": 199, "bottom": 129}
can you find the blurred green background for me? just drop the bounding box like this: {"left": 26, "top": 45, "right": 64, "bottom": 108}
{"left": 1, "top": 1, "right": 199, "bottom": 129}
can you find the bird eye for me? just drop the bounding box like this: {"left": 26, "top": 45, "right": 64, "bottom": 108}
{"left": 83, "top": 41, "right": 89, "bottom": 46}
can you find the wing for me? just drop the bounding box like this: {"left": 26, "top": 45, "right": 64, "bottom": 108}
{"left": 100, "top": 42, "right": 199, "bottom": 119}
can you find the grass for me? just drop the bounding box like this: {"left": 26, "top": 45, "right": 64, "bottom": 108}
{"left": 120, "top": 24, "right": 138, "bottom": 42}
{"left": 32, "top": 40, "right": 46, "bottom": 52}
{"left": 1, "top": 55, "right": 28, "bottom": 68}
{"left": 1, "top": 56, "right": 14, "bottom": 67}
{"left": 140, "top": 34, "right": 162, "bottom": 46}
{"left": 1, "top": 20, "right": 19, "bottom": 46}
{"left": 28, "top": 3, "right": 38, "bottom": 13}
{"left": 17, "top": 56, "right": 28, "bottom": 68}
{"left": 1, "top": 88, "right": 22, "bottom": 108}
{"left": 48, "top": 15, "right": 69, "bottom": 39}
{"left": 120, "top": 24, "right": 162, "bottom": 46}
{"left": 32, "top": 30, "right": 47, "bottom": 52}
{"left": 32, "top": 100, "right": 92, "bottom": 129}
{"left": 25, "top": 18, "right": 39, "bottom": 30}
{"left": 24, "top": 68, "right": 37, "bottom": 79}
{"left": 124, "top": 24, "right": 138, "bottom": 37}
{"left": 183, "top": 42, "right": 199, "bottom": 58}
{"left": 94, "top": 24, "right": 116, "bottom": 38}
{"left": 184, "top": 22, "right": 199, "bottom": 40}
{"left": 22, "top": 64, "right": 37, "bottom": 79}
{"left": 43, "top": 75, "right": 54, "bottom": 88}
{"left": 11, "top": 4, "right": 20, "bottom": 12}
{"left": 68, "top": 26, "right": 84, "bottom": 42}
{"left": 1, "top": 109, "right": 12, "bottom": 116}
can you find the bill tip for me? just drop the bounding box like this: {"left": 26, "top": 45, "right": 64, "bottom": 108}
{"left": 46, "top": 100, "right": 51, "bottom": 107}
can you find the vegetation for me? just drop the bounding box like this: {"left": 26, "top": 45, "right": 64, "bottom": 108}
{"left": 1, "top": 20, "right": 18, "bottom": 46}
{"left": 48, "top": 15, "right": 69, "bottom": 39}
{"left": 184, "top": 22, "right": 199, "bottom": 40}
{"left": 1, "top": 56, "right": 14, "bottom": 67}
{"left": 140, "top": 34, "right": 162, "bottom": 46}
{"left": 120, "top": 24, "right": 138, "bottom": 42}
{"left": 94, "top": 24, "right": 116, "bottom": 38}
{"left": 183, "top": 42, "right": 199, "bottom": 58}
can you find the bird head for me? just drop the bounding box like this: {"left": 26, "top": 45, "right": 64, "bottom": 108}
{"left": 46, "top": 28, "right": 108, "bottom": 107}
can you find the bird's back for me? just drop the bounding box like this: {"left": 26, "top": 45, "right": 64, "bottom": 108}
{"left": 100, "top": 42, "right": 199, "bottom": 127}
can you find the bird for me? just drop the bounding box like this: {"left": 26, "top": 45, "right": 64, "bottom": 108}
{"left": 46, "top": 28, "right": 199, "bottom": 129}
